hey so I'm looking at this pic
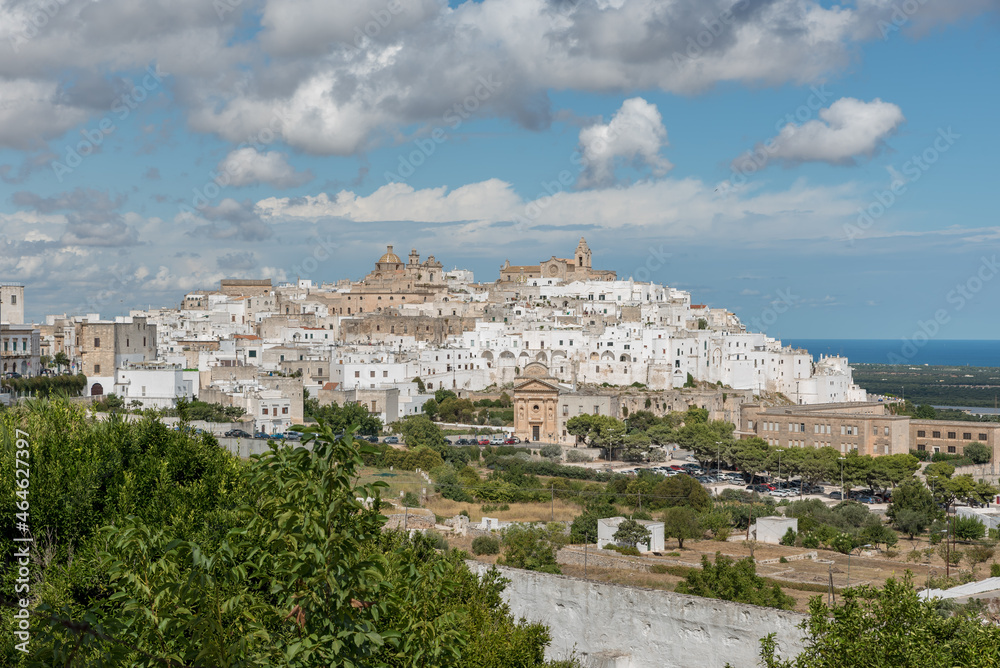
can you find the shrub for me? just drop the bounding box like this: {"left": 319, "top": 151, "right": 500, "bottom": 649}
{"left": 498, "top": 525, "right": 562, "bottom": 574}
{"left": 566, "top": 449, "right": 593, "bottom": 463}
{"left": 992, "top": 563, "right": 1000, "bottom": 578}
{"left": 779, "top": 556, "right": 788, "bottom": 563}
{"left": 965, "top": 544, "right": 995, "bottom": 569}
{"left": 650, "top": 564, "right": 670, "bottom": 574}
{"left": 425, "top": 530, "right": 449, "bottom": 551}
{"left": 471, "top": 535, "right": 501, "bottom": 556}
{"left": 459, "top": 509, "right": 470, "bottom": 518}
{"left": 780, "top": 527, "right": 797, "bottom": 547}
{"left": 954, "top": 516, "right": 987, "bottom": 541}
{"left": 802, "top": 533, "right": 820, "bottom": 549}
{"left": 675, "top": 553, "right": 795, "bottom": 610}
{"left": 604, "top": 544, "right": 641, "bottom": 556}
{"left": 539, "top": 444, "right": 562, "bottom": 460}
{"left": 401, "top": 491, "right": 421, "bottom": 507}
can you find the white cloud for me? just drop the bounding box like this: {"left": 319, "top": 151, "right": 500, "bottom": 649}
{"left": 577, "top": 97, "right": 672, "bottom": 188}
{"left": 734, "top": 98, "right": 905, "bottom": 170}
{"left": 260, "top": 175, "right": 864, "bottom": 243}
{"left": 219, "top": 148, "right": 313, "bottom": 188}
{"left": 0, "top": 79, "right": 90, "bottom": 149}
{"left": 257, "top": 179, "right": 522, "bottom": 223}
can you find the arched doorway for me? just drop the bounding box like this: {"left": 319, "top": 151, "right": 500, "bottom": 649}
{"left": 91, "top": 383, "right": 104, "bottom": 396}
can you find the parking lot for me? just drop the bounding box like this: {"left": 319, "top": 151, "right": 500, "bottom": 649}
{"left": 609, "top": 458, "right": 891, "bottom": 509}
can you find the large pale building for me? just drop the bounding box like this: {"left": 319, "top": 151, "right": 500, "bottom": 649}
{"left": 741, "top": 402, "right": 1000, "bottom": 465}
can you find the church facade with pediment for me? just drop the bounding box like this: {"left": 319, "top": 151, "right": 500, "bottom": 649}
{"left": 513, "top": 362, "right": 561, "bottom": 443}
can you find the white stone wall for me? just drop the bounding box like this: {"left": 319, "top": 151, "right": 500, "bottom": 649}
{"left": 467, "top": 562, "right": 807, "bottom": 668}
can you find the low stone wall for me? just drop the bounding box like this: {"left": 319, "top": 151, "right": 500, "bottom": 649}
{"left": 556, "top": 546, "right": 696, "bottom": 572}
{"left": 383, "top": 510, "right": 435, "bottom": 530}
{"left": 467, "top": 562, "right": 807, "bottom": 668}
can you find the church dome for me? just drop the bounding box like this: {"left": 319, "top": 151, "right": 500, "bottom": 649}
{"left": 378, "top": 245, "right": 401, "bottom": 264}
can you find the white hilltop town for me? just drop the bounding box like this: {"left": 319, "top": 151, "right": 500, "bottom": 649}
{"left": 7, "top": 238, "right": 872, "bottom": 445}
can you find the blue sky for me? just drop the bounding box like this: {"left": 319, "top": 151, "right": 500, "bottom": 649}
{"left": 1, "top": 0, "right": 998, "bottom": 338}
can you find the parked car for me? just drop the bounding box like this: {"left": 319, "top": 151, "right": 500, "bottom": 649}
{"left": 478, "top": 438, "right": 491, "bottom": 445}
{"left": 828, "top": 491, "right": 844, "bottom": 500}
{"left": 511, "top": 436, "right": 521, "bottom": 444}
{"left": 490, "top": 436, "right": 506, "bottom": 445}
{"left": 384, "top": 436, "right": 399, "bottom": 445}
{"left": 504, "top": 438, "right": 516, "bottom": 445}
{"left": 225, "top": 429, "right": 252, "bottom": 438}
{"left": 365, "top": 435, "right": 379, "bottom": 443}
{"left": 282, "top": 432, "right": 302, "bottom": 441}
{"left": 747, "top": 484, "right": 771, "bottom": 494}
{"left": 253, "top": 431, "right": 270, "bottom": 439}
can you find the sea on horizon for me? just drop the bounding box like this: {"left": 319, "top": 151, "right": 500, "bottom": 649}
{"left": 783, "top": 339, "right": 1000, "bottom": 368}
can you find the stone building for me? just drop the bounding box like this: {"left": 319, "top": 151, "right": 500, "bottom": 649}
{"left": 513, "top": 363, "right": 562, "bottom": 443}
{"left": 0, "top": 283, "right": 25, "bottom": 325}
{"left": 499, "top": 238, "right": 616, "bottom": 284}
{"left": 78, "top": 317, "right": 158, "bottom": 396}
{"left": 339, "top": 313, "right": 479, "bottom": 345}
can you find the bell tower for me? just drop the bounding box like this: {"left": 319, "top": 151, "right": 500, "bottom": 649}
{"left": 574, "top": 237, "right": 592, "bottom": 269}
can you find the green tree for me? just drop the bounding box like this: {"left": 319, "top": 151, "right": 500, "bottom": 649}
{"left": 498, "top": 524, "right": 563, "bottom": 574}
{"left": 860, "top": 523, "right": 898, "bottom": 550}
{"left": 398, "top": 414, "right": 447, "bottom": 449}
{"left": 621, "top": 432, "right": 652, "bottom": 462}
{"left": 662, "top": 506, "right": 702, "bottom": 549}
{"left": 565, "top": 414, "right": 626, "bottom": 459}
{"left": 53, "top": 351, "right": 71, "bottom": 372}
{"left": 868, "top": 453, "right": 920, "bottom": 493}
{"left": 676, "top": 553, "right": 794, "bottom": 610}
{"left": 760, "top": 575, "right": 1000, "bottom": 668}
{"left": 434, "top": 388, "right": 458, "bottom": 403}
{"left": 612, "top": 518, "right": 652, "bottom": 550}
{"left": 893, "top": 508, "right": 931, "bottom": 540}
{"left": 887, "top": 478, "right": 941, "bottom": 523}
{"left": 652, "top": 473, "right": 712, "bottom": 512}
{"left": 964, "top": 441, "right": 991, "bottom": 465}
{"left": 728, "top": 437, "right": 772, "bottom": 483}
{"left": 423, "top": 397, "right": 439, "bottom": 420}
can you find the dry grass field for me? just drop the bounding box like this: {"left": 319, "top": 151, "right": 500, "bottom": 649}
{"left": 424, "top": 496, "right": 583, "bottom": 523}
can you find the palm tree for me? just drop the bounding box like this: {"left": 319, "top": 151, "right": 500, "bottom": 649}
{"left": 54, "top": 352, "right": 71, "bottom": 374}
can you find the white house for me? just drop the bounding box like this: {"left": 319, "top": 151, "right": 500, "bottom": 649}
{"left": 748, "top": 516, "right": 798, "bottom": 545}
{"left": 112, "top": 362, "right": 194, "bottom": 409}
{"left": 597, "top": 516, "right": 665, "bottom": 553}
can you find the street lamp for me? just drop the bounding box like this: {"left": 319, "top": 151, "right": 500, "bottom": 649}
{"left": 839, "top": 456, "right": 846, "bottom": 501}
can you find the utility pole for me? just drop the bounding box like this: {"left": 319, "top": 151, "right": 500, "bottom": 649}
{"left": 716, "top": 440, "right": 721, "bottom": 480}
{"left": 946, "top": 520, "right": 951, "bottom": 580}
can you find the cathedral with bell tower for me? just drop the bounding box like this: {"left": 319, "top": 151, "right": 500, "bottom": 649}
{"left": 498, "top": 237, "right": 616, "bottom": 283}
